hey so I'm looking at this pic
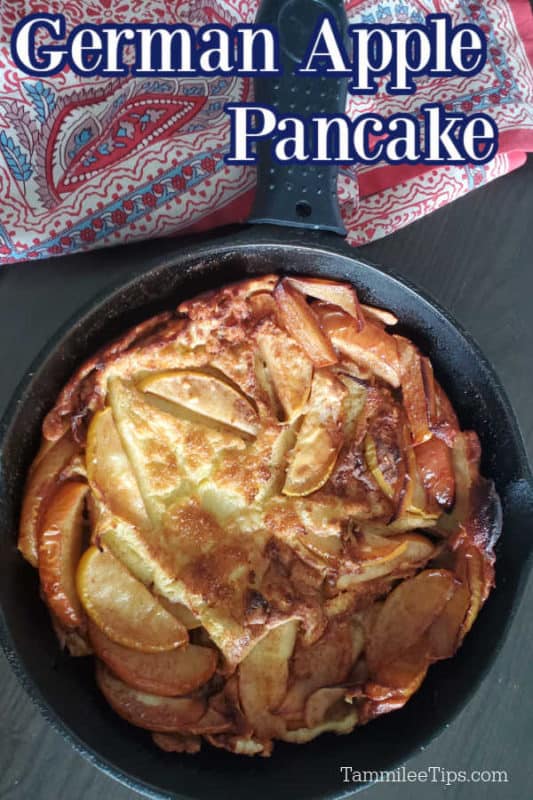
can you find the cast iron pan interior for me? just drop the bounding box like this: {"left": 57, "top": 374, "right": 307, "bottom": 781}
{"left": 1, "top": 229, "right": 533, "bottom": 800}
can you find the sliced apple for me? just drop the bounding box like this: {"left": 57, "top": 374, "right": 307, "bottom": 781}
{"left": 421, "top": 356, "right": 437, "bottom": 422}
{"left": 360, "top": 511, "right": 439, "bottom": 537}
{"left": 366, "top": 569, "right": 456, "bottom": 672}
{"left": 432, "top": 381, "right": 460, "bottom": 446}
{"left": 364, "top": 434, "right": 395, "bottom": 500}
{"left": 425, "top": 580, "right": 470, "bottom": 660}
{"left": 76, "top": 546, "right": 188, "bottom": 652}
{"left": 156, "top": 596, "right": 202, "bottom": 630}
{"left": 50, "top": 610, "right": 92, "bottom": 657}
{"left": 435, "top": 431, "right": 480, "bottom": 536}
{"left": 29, "top": 437, "right": 57, "bottom": 473}
{"left": 188, "top": 706, "right": 234, "bottom": 735}
{"left": 238, "top": 620, "right": 298, "bottom": 739}
{"left": 206, "top": 734, "right": 265, "bottom": 756}
{"left": 274, "top": 281, "right": 337, "bottom": 368}
{"left": 361, "top": 304, "right": 398, "bottom": 327}
{"left": 368, "top": 644, "right": 429, "bottom": 694}
{"left": 256, "top": 326, "right": 313, "bottom": 422}
{"left": 19, "top": 434, "right": 78, "bottom": 567}
{"left": 96, "top": 661, "right": 205, "bottom": 732}
{"left": 152, "top": 732, "right": 202, "bottom": 753}
{"left": 283, "top": 370, "right": 346, "bottom": 496}
{"left": 139, "top": 369, "right": 259, "bottom": 437}
{"left": 88, "top": 621, "right": 216, "bottom": 696}
{"left": 304, "top": 687, "right": 346, "bottom": 728}
{"left": 349, "top": 530, "right": 408, "bottom": 565}
{"left": 299, "top": 529, "right": 343, "bottom": 565}
{"left": 397, "top": 438, "right": 441, "bottom": 520}
{"left": 285, "top": 276, "right": 364, "bottom": 328}
{"left": 415, "top": 436, "right": 455, "bottom": 510}
{"left": 86, "top": 408, "right": 150, "bottom": 530}
{"left": 316, "top": 304, "right": 400, "bottom": 387}
{"left": 240, "top": 621, "right": 298, "bottom": 713}
{"left": 38, "top": 480, "right": 88, "bottom": 630}
{"left": 281, "top": 703, "right": 358, "bottom": 744}
{"left": 455, "top": 544, "right": 492, "bottom": 638}
{"left": 277, "top": 621, "right": 356, "bottom": 719}
{"left": 396, "top": 336, "right": 432, "bottom": 445}
{"left": 337, "top": 532, "right": 434, "bottom": 589}
{"left": 96, "top": 510, "right": 156, "bottom": 586}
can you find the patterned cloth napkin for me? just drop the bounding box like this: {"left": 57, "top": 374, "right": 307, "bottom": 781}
{"left": 0, "top": 1, "right": 532, "bottom": 264}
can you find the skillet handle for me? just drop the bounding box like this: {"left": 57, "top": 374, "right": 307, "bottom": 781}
{"left": 249, "top": 0, "right": 349, "bottom": 234}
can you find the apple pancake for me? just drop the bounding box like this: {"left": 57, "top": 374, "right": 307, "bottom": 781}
{"left": 19, "top": 274, "right": 500, "bottom": 756}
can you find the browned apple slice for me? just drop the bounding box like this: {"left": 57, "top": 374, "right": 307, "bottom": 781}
{"left": 283, "top": 370, "right": 346, "bottom": 496}
{"left": 421, "top": 356, "right": 436, "bottom": 421}
{"left": 285, "top": 276, "right": 364, "bottom": 328}
{"left": 316, "top": 305, "right": 400, "bottom": 387}
{"left": 88, "top": 621, "right": 216, "bottom": 696}
{"left": 435, "top": 431, "right": 480, "bottom": 536}
{"left": 455, "top": 544, "right": 493, "bottom": 638}
{"left": 238, "top": 620, "right": 298, "bottom": 739}
{"left": 361, "top": 511, "right": 439, "bottom": 537}
{"left": 38, "top": 480, "right": 88, "bottom": 630}
{"left": 360, "top": 304, "right": 398, "bottom": 327}
{"left": 76, "top": 546, "right": 188, "bottom": 652}
{"left": 368, "top": 643, "right": 429, "bottom": 694}
{"left": 277, "top": 621, "right": 357, "bottom": 719}
{"left": 304, "top": 687, "right": 346, "bottom": 728}
{"left": 337, "top": 532, "right": 434, "bottom": 589}
{"left": 415, "top": 436, "right": 455, "bottom": 510}
{"left": 86, "top": 408, "right": 149, "bottom": 530}
{"left": 395, "top": 336, "right": 432, "bottom": 445}
{"left": 95, "top": 509, "right": 156, "bottom": 586}
{"left": 50, "top": 610, "right": 92, "bottom": 657}
{"left": 256, "top": 326, "right": 313, "bottom": 422}
{"left": 206, "top": 734, "right": 265, "bottom": 756}
{"left": 397, "top": 439, "right": 441, "bottom": 520}
{"left": 96, "top": 662, "right": 205, "bottom": 732}
{"left": 152, "top": 732, "right": 201, "bottom": 753}
{"left": 425, "top": 580, "right": 470, "bottom": 660}
{"left": 350, "top": 530, "right": 408, "bottom": 564}
{"left": 364, "top": 434, "right": 395, "bottom": 500}
{"left": 281, "top": 703, "right": 358, "bottom": 744}
{"left": 274, "top": 281, "right": 337, "bottom": 368}
{"left": 240, "top": 621, "right": 298, "bottom": 708}
{"left": 432, "top": 380, "right": 460, "bottom": 446}
{"left": 156, "top": 596, "right": 202, "bottom": 630}
{"left": 139, "top": 370, "right": 259, "bottom": 437}
{"left": 188, "top": 707, "right": 234, "bottom": 735}
{"left": 366, "top": 569, "right": 456, "bottom": 672}
{"left": 19, "top": 433, "right": 78, "bottom": 567}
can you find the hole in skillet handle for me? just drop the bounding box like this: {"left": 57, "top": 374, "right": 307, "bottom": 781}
{"left": 295, "top": 200, "right": 313, "bottom": 218}
{"left": 248, "top": 0, "right": 349, "bottom": 234}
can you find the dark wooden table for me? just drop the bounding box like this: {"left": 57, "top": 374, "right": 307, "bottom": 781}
{"left": 1, "top": 157, "right": 532, "bottom": 800}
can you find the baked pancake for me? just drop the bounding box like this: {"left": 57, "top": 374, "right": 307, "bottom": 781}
{"left": 19, "top": 274, "right": 499, "bottom": 756}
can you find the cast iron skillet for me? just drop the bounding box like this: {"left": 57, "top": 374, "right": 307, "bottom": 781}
{"left": 1, "top": 1, "right": 533, "bottom": 798}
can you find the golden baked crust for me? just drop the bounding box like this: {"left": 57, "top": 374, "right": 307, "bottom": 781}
{"left": 19, "top": 274, "right": 498, "bottom": 756}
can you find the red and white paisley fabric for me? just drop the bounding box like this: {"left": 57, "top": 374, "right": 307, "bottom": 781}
{"left": 0, "top": 0, "right": 531, "bottom": 263}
